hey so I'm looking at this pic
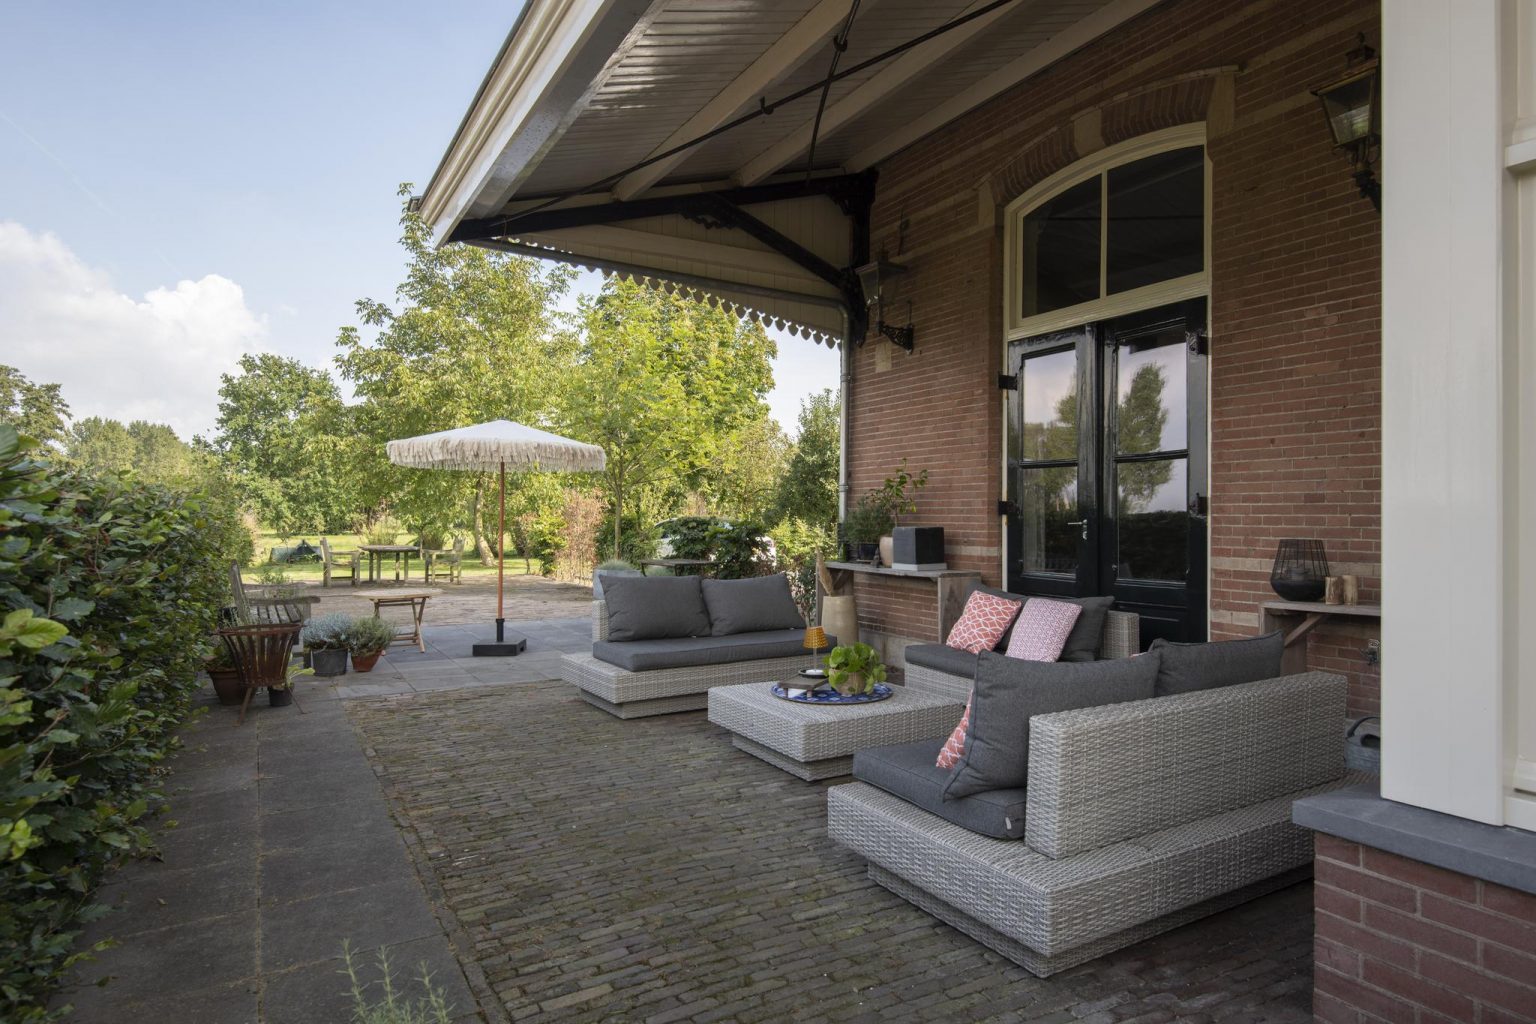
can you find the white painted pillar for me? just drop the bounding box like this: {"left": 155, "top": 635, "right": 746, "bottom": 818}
{"left": 1380, "top": 0, "right": 1512, "bottom": 824}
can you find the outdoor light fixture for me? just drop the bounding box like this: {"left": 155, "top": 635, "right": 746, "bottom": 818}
{"left": 854, "top": 258, "right": 914, "bottom": 351}
{"left": 1313, "top": 34, "right": 1380, "bottom": 211}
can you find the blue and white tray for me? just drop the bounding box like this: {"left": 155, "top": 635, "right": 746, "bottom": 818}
{"left": 770, "top": 682, "right": 893, "bottom": 705}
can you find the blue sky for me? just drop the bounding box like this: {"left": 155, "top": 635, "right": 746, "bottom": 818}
{"left": 0, "top": 1, "right": 836, "bottom": 438}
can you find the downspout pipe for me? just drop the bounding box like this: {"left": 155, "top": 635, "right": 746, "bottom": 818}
{"left": 839, "top": 307, "right": 852, "bottom": 521}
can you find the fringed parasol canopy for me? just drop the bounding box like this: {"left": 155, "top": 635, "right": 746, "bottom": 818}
{"left": 386, "top": 420, "right": 605, "bottom": 474}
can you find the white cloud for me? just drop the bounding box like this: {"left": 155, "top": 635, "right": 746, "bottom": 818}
{"left": 0, "top": 221, "right": 265, "bottom": 439}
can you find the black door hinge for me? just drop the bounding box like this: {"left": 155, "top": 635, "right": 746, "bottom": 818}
{"left": 997, "top": 373, "right": 1018, "bottom": 391}
{"left": 998, "top": 499, "right": 1021, "bottom": 517}
{"left": 1188, "top": 494, "right": 1209, "bottom": 518}
{"left": 1187, "top": 329, "right": 1209, "bottom": 357}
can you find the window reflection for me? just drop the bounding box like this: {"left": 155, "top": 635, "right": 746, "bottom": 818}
{"left": 1116, "top": 329, "right": 1186, "bottom": 454}
{"left": 1106, "top": 147, "right": 1204, "bottom": 294}
{"left": 1117, "top": 458, "right": 1187, "bottom": 582}
{"left": 1019, "top": 177, "right": 1100, "bottom": 317}
{"left": 1018, "top": 468, "right": 1079, "bottom": 574}
{"left": 1018, "top": 348, "right": 1078, "bottom": 463}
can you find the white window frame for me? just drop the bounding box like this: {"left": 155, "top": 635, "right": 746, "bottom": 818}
{"left": 1003, "top": 123, "right": 1211, "bottom": 341}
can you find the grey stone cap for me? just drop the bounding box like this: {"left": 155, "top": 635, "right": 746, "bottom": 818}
{"left": 1293, "top": 782, "right": 1536, "bottom": 895}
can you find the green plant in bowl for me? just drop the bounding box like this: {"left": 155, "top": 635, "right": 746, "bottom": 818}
{"left": 825, "top": 642, "right": 887, "bottom": 696}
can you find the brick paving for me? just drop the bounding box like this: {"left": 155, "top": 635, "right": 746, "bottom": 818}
{"left": 350, "top": 680, "right": 1318, "bottom": 1024}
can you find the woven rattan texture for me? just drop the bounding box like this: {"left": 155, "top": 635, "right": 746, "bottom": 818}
{"left": 707, "top": 682, "right": 962, "bottom": 761}
{"left": 1025, "top": 672, "right": 1347, "bottom": 858}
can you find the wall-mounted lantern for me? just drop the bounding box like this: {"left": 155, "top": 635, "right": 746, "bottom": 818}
{"left": 1313, "top": 34, "right": 1381, "bottom": 211}
{"left": 854, "top": 258, "right": 914, "bottom": 351}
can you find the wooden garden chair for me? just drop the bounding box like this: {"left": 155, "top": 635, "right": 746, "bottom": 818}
{"left": 424, "top": 537, "right": 465, "bottom": 585}
{"left": 319, "top": 538, "right": 360, "bottom": 588}
{"left": 226, "top": 562, "right": 315, "bottom": 625}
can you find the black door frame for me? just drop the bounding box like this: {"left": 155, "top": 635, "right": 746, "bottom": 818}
{"left": 1005, "top": 297, "right": 1208, "bottom": 645}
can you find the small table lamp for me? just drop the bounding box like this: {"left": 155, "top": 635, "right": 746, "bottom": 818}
{"left": 802, "top": 626, "right": 828, "bottom": 677}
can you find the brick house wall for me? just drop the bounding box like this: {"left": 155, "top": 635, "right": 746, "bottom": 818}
{"left": 847, "top": 0, "right": 1383, "bottom": 714}
{"left": 1312, "top": 835, "right": 1536, "bottom": 1023}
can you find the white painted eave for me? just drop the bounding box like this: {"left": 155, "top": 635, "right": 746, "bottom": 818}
{"left": 417, "top": 0, "right": 660, "bottom": 246}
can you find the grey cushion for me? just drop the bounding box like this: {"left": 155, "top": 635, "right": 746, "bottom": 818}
{"left": 943, "top": 650, "right": 1160, "bottom": 800}
{"left": 853, "top": 739, "right": 1027, "bottom": 840}
{"left": 702, "top": 574, "right": 804, "bottom": 636}
{"left": 1148, "top": 631, "right": 1284, "bottom": 696}
{"left": 600, "top": 575, "right": 711, "bottom": 641}
{"left": 963, "top": 582, "right": 1114, "bottom": 661}
{"left": 591, "top": 629, "right": 836, "bottom": 672}
{"left": 903, "top": 643, "right": 981, "bottom": 679}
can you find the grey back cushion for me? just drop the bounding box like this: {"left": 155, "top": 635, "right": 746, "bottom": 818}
{"left": 1148, "top": 630, "right": 1284, "bottom": 696}
{"left": 601, "top": 575, "right": 712, "bottom": 641}
{"left": 701, "top": 574, "right": 805, "bottom": 636}
{"left": 943, "top": 650, "right": 1160, "bottom": 801}
{"left": 965, "top": 582, "right": 1114, "bottom": 661}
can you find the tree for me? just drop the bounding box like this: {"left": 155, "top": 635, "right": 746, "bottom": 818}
{"left": 561, "top": 279, "right": 777, "bottom": 557}
{"left": 335, "top": 187, "right": 577, "bottom": 563}
{"left": 207, "top": 352, "right": 357, "bottom": 535}
{"left": 0, "top": 365, "right": 68, "bottom": 449}
{"left": 771, "top": 389, "right": 840, "bottom": 530}
{"left": 66, "top": 416, "right": 137, "bottom": 473}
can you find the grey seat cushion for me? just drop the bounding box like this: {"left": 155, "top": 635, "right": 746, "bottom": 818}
{"left": 853, "top": 739, "right": 1027, "bottom": 840}
{"left": 943, "top": 650, "right": 1160, "bottom": 800}
{"left": 903, "top": 643, "right": 981, "bottom": 679}
{"left": 702, "top": 574, "right": 804, "bottom": 635}
{"left": 601, "top": 575, "right": 712, "bottom": 641}
{"left": 1148, "top": 631, "right": 1284, "bottom": 696}
{"left": 963, "top": 582, "right": 1114, "bottom": 661}
{"left": 592, "top": 629, "right": 835, "bottom": 672}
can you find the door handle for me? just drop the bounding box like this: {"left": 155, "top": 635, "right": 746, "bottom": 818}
{"left": 1066, "top": 519, "right": 1089, "bottom": 541}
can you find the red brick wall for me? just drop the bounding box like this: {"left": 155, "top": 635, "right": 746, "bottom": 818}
{"left": 1313, "top": 835, "right": 1536, "bottom": 1024}
{"left": 848, "top": 0, "right": 1382, "bottom": 712}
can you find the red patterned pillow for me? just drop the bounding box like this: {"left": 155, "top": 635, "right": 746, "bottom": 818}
{"left": 1004, "top": 598, "right": 1083, "bottom": 662}
{"left": 945, "top": 591, "right": 1023, "bottom": 654}
{"left": 936, "top": 699, "right": 970, "bottom": 769}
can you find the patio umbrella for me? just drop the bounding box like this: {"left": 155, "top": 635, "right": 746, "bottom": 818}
{"left": 387, "top": 420, "right": 605, "bottom": 656}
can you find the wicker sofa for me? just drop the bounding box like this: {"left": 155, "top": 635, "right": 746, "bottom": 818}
{"left": 561, "top": 592, "right": 834, "bottom": 719}
{"left": 829, "top": 669, "right": 1355, "bottom": 976}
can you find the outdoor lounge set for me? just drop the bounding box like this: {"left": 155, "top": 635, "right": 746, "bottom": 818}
{"left": 559, "top": 574, "right": 1355, "bottom": 976}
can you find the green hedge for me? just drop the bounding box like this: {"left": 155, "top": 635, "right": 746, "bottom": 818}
{"left": 0, "top": 426, "right": 230, "bottom": 1020}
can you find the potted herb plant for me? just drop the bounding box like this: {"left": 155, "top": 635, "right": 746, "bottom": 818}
{"left": 841, "top": 496, "right": 891, "bottom": 564}
{"left": 871, "top": 461, "right": 929, "bottom": 567}
{"left": 825, "top": 641, "right": 887, "bottom": 697}
{"left": 301, "top": 613, "right": 352, "bottom": 677}
{"left": 347, "top": 615, "right": 394, "bottom": 673}
{"left": 205, "top": 637, "right": 243, "bottom": 706}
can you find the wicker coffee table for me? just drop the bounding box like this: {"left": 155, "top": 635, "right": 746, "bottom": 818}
{"left": 707, "top": 681, "right": 964, "bottom": 781}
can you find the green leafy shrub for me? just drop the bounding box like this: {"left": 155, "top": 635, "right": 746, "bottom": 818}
{"left": 0, "top": 425, "right": 232, "bottom": 1021}
{"left": 661, "top": 517, "right": 771, "bottom": 579}
{"left": 301, "top": 613, "right": 353, "bottom": 651}
{"left": 347, "top": 617, "right": 394, "bottom": 657}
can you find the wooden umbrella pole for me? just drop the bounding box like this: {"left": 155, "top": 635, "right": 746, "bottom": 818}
{"left": 496, "top": 459, "right": 506, "bottom": 640}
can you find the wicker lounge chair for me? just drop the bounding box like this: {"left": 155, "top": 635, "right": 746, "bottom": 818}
{"left": 828, "top": 670, "right": 1357, "bottom": 976}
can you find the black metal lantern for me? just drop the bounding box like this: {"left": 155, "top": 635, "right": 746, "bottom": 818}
{"left": 1270, "top": 539, "right": 1331, "bottom": 602}
{"left": 1313, "top": 34, "right": 1381, "bottom": 211}
{"left": 854, "top": 258, "right": 914, "bottom": 352}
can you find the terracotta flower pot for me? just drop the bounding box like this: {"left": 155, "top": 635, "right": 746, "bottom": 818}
{"left": 208, "top": 667, "right": 243, "bottom": 706}
{"left": 351, "top": 651, "right": 382, "bottom": 673}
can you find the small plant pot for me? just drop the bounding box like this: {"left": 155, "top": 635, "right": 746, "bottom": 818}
{"left": 208, "top": 668, "right": 243, "bottom": 706}
{"left": 267, "top": 687, "right": 294, "bottom": 707}
{"left": 311, "top": 648, "right": 349, "bottom": 677}
{"left": 833, "top": 672, "right": 867, "bottom": 697}
{"left": 351, "top": 651, "right": 382, "bottom": 673}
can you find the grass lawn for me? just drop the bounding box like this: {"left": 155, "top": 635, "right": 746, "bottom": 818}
{"left": 253, "top": 530, "right": 546, "bottom": 582}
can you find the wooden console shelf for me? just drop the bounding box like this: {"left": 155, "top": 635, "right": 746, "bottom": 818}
{"left": 1259, "top": 600, "right": 1382, "bottom": 674}
{"left": 823, "top": 561, "right": 983, "bottom": 641}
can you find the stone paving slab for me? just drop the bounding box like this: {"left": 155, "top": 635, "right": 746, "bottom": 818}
{"left": 349, "top": 680, "right": 1317, "bottom": 1024}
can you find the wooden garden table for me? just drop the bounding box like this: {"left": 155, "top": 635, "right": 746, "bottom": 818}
{"left": 359, "top": 590, "right": 435, "bottom": 652}
{"left": 359, "top": 544, "right": 420, "bottom": 584}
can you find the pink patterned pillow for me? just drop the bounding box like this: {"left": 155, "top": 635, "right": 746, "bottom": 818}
{"left": 1004, "top": 598, "right": 1083, "bottom": 662}
{"left": 936, "top": 699, "right": 970, "bottom": 769}
{"left": 945, "top": 592, "right": 1022, "bottom": 654}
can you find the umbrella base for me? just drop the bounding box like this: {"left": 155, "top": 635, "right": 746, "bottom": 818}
{"left": 473, "top": 618, "right": 527, "bottom": 657}
{"left": 472, "top": 639, "right": 527, "bottom": 657}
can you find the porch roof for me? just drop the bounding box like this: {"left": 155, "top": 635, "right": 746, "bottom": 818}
{"left": 418, "top": 0, "right": 1161, "bottom": 345}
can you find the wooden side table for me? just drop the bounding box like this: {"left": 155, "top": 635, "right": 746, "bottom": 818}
{"left": 820, "top": 562, "right": 983, "bottom": 643}
{"left": 1259, "top": 600, "right": 1382, "bottom": 674}
{"left": 363, "top": 591, "right": 433, "bottom": 652}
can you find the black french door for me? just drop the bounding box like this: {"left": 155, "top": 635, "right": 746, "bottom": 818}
{"left": 1005, "top": 298, "right": 1208, "bottom": 646}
